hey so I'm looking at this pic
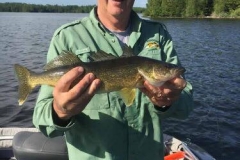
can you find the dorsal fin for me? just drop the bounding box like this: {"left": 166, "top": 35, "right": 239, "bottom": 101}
{"left": 44, "top": 50, "right": 80, "bottom": 71}
{"left": 89, "top": 45, "right": 135, "bottom": 62}
{"left": 89, "top": 50, "right": 117, "bottom": 62}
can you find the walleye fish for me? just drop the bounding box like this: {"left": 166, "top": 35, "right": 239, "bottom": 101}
{"left": 14, "top": 47, "right": 185, "bottom": 106}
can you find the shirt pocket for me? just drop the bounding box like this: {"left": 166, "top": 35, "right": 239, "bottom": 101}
{"left": 75, "top": 47, "right": 91, "bottom": 62}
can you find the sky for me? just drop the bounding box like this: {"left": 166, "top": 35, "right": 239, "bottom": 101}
{"left": 0, "top": 0, "right": 148, "bottom": 7}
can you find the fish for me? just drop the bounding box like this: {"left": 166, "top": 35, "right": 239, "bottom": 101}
{"left": 14, "top": 46, "right": 185, "bottom": 106}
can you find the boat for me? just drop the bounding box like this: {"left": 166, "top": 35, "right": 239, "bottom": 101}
{"left": 0, "top": 127, "right": 215, "bottom": 160}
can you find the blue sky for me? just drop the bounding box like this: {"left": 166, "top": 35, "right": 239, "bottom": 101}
{"left": 1, "top": 0, "right": 148, "bottom": 7}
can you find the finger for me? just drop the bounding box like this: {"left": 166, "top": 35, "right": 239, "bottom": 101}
{"left": 143, "top": 81, "right": 161, "bottom": 95}
{"left": 151, "top": 96, "right": 172, "bottom": 107}
{"left": 140, "top": 87, "right": 163, "bottom": 103}
{"left": 87, "top": 79, "right": 101, "bottom": 95}
{"left": 140, "top": 87, "right": 173, "bottom": 107}
{"left": 164, "top": 77, "right": 187, "bottom": 90}
{"left": 73, "top": 79, "right": 101, "bottom": 107}
{"left": 57, "top": 67, "right": 84, "bottom": 92}
{"left": 143, "top": 81, "right": 154, "bottom": 90}
{"left": 69, "top": 73, "right": 95, "bottom": 98}
{"left": 161, "top": 87, "right": 181, "bottom": 96}
{"left": 139, "top": 87, "right": 150, "bottom": 97}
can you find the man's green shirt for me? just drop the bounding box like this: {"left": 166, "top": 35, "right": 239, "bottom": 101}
{"left": 33, "top": 8, "right": 193, "bottom": 160}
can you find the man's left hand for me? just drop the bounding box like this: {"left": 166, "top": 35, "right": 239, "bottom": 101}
{"left": 140, "top": 77, "right": 187, "bottom": 107}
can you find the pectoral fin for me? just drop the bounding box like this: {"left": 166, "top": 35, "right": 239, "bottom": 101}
{"left": 118, "top": 88, "right": 136, "bottom": 107}
{"left": 138, "top": 68, "right": 165, "bottom": 87}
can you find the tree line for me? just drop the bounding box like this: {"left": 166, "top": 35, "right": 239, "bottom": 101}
{"left": 0, "top": 3, "right": 94, "bottom": 13}
{"left": 0, "top": 3, "right": 145, "bottom": 13}
{"left": 1, "top": 1, "right": 239, "bottom": 18}
{"left": 144, "top": 0, "right": 240, "bottom": 18}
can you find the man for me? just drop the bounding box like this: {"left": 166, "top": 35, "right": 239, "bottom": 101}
{"left": 33, "top": 0, "right": 193, "bottom": 160}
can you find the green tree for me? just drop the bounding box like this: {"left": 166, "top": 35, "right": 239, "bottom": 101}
{"left": 214, "top": 0, "right": 225, "bottom": 14}
{"left": 144, "top": 0, "right": 162, "bottom": 17}
{"left": 201, "top": 0, "right": 214, "bottom": 16}
{"left": 174, "top": 0, "right": 186, "bottom": 17}
{"left": 185, "top": 0, "right": 198, "bottom": 17}
{"left": 225, "top": 0, "right": 240, "bottom": 12}
{"left": 161, "top": 0, "right": 168, "bottom": 16}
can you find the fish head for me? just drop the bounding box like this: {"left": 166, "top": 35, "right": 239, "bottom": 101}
{"left": 138, "top": 60, "right": 186, "bottom": 87}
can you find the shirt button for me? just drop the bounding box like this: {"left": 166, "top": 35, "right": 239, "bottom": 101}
{"left": 111, "top": 39, "right": 115, "bottom": 43}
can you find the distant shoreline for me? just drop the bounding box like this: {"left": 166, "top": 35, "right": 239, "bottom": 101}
{"left": 1, "top": 12, "right": 239, "bottom": 20}
{"left": 143, "top": 15, "right": 240, "bottom": 20}
{"left": 1, "top": 2, "right": 239, "bottom": 19}
{"left": 0, "top": 2, "right": 145, "bottom": 13}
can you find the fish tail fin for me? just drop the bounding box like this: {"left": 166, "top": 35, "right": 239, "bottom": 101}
{"left": 14, "top": 64, "right": 36, "bottom": 106}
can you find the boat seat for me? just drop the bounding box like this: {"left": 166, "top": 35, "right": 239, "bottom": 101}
{"left": 12, "top": 131, "right": 68, "bottom": 160}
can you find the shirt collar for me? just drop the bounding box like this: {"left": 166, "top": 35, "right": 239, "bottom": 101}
{"left": 89, "top": 7, "right": 142, "bottom": 35}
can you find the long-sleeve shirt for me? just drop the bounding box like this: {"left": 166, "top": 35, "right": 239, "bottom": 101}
{"left": 33, "top": 8, "right": 194, "bottom": 160}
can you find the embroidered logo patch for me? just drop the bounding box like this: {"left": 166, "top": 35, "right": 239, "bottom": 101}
{"left": 145, "top": 41, "right": 160, "bottom": 49}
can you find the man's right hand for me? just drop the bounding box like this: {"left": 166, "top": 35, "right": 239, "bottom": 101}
{"left": 52, "top": 67, "right": 101, "bottom": 120}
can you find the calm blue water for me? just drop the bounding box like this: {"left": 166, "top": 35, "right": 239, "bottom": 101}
{"left": 0, "top": 13, "right": 240, "bottom": 160}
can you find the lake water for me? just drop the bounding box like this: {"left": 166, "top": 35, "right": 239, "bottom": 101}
{"left": 0, "top": 12, "right": 240, "bottom": 160}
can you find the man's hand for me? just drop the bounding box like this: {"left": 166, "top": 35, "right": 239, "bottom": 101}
{"left": 140, "top": 77, "right": 186, "bottom": 108}
{"left": 52, "top": 67, "right": 101, "bottom": 120}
